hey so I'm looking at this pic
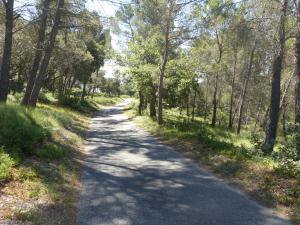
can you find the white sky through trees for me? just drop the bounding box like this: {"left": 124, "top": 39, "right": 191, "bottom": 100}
{"left": 15, "top": 0, "right": 121, "bottom": 78}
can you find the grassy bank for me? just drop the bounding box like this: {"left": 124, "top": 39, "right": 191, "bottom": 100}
{"left": 125, "top": 100, "right": 300, "bottom": 224}
{"left": 0, "top": 94, "right": 121, "bottom": 225}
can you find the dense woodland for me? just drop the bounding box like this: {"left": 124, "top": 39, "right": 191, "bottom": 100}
{"left": 112, "top": 0, "right": 300, "bottom": 159}
{"left": 0, "top": 0, "right": 122, "bottom": 106}
{"left": 0, "top": 0, "right": 298, "bottom": 162}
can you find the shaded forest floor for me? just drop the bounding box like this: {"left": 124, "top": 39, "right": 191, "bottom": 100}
{"left": 125, "top": 100, "right": 300, "bottom": 225}
{"left": 0, "top": 94, "right": 122, "bottom": 225}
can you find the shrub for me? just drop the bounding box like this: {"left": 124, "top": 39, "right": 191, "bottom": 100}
{"left": 0, "top": 104, "right": 50, "bottom": 155}
{"left": 275, "top": 159, "right": 300, "bottom": 179}
{"left": 0, "top": 147, "right": 16, "bottom": 181}
{"left": 275, "top": 141, "right": 299, "bottom": 161}
{"left": 38, "top": 91, "right": 57, "bottom": 104}
{"left": 60, "top": 97, "right": 98, "bottom": 113}
{"left": 250, "top": 132, "right": 263, "bottom": 149}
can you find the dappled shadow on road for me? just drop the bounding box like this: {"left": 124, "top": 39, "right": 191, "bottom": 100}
{"left": 78, "top": 103, "right": 292, "bottom": 225}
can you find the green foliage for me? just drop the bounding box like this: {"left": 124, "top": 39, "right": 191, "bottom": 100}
{"left": 0, "top": 104, "right": 50, "bottom": 155}
{"left": 38, "top": 92, "right": 57, "bottom": 104}
{"left": 275, "top": 159, "right": 300, "bottom": 179}
{"left": 60, "top": 97, "right": 98, "bottom": 113}
{"left": 275, "top": 141, "right": 299, "bottom": 161}
{"left": 250, "top": 132, "right": 263, "bottom": 149}
{"left": 0, "top": 147, "right": 16, "bottom": 181}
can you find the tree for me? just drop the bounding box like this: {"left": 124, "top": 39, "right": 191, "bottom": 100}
{"left": 27, "top": 0, "right": 65, "bottom": 107}
{"left": 237, "top": 41, "right": 256, "bottom": 134}
{"left": 22, "top": 0, "right": 50, "bottom": 105}
{"left": 294, "top": 0, "right": 300, "bottom": 153}
{"left": 0, "top": 0, "right": 14, "bottom": 102}
{"left": 263, "top": 0, "right": 288, "bottom": 153}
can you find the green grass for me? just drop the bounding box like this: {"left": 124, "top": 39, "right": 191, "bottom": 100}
{"left": 126, "top": 99, "right": 300, "bottom": 224}
{"left": 0, "top": 93, "right": 121, "bottom": 224}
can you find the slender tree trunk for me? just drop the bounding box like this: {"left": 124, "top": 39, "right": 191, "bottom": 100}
{"left": 263, "top": 0, "right": 288, "bottom": 153}
{"left": 186, "top": 94, "right": 190, "bottom": 119}
{"left": 295, "top": 2, "right": 300, "bottom": 154}
{"left": 150, "top": 97, "right": 156, "bottom": 118}
{"left": 58, "top": 73, "right": 64, "bottom": 102}
{"left": 280, "top": 74, "right": 293, "bottom": 110}
{"left": 0, "top": 0, "right": 14, "bottom": 102}
{"left": 204, "top": 76, "right": 209, "bottom": 122}
{"left": 138, "top": 90, "right": 144, "bottom": 115}
{"left": 192, "top": 90, "right": 197, "bottom": 122}
{"left": 254, "top": 97, "right": 264, "bottom": 130}
{"left": 282, "top": 99, "right": 288, "bottom": 141}
{"left": 211, "top": 30, "right": 223, "bottom": 127}
{"left": 237, "top": 43, "right": 256, "bottom": 134}
{"left": 211, "top": 73, "right": 219, "bottom": 127}
{"left": 149, "top": 87, "right": 156, "bottom": 118}
{"left": 28, "top": 0, "right": 64, "bottom": 107}
{"left": 22, "top": 0, "right": 50, "bottom": 105}
{"left": 229, "top": 52, "right": 237, "bottom": 128}
{"left": 81, "top": 82, "right": 87, "bottom": 101}
{"left": 157, "top": 3, "right": 172, "bottom": 125}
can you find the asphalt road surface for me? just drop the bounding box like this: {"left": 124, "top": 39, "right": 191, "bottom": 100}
{"left": 78, "top": 100, "right": 292, "bottom": 225}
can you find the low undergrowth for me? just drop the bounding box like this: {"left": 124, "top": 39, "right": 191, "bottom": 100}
{"left": 125, "top": 100, "right": 300, "bottom": 224}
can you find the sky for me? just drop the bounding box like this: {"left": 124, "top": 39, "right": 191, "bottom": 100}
{"left": 85, "top": 1, "right": 122, "bottom": 78}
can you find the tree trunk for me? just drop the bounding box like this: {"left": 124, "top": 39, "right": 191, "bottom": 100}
{"left": 211, "top": 30, "right": 223, "bottom": 127}
{"left": 149, "top": 87, "right": 156, "bottom": 118}
{"left": 237, "top": 43, "right": 256, "bottom": 134}
{"left": 192, "top": 89, "right": 197, "bottom": 122}
{"left": 204, "top": 76, "right": 209, "bottom": 122}
{"left": 228, "top": 52, "right": 237, "bottom": 128}
{"left": 186, "top": 94, "right": 190, "bottom": 119}
{"left": 157, "top": 4, "right": 171, "bottom": 125}
{"left": 28, "top": 0, "right": 64, "bottom": 107}
{"left": 0, "top": 0, "right": 14, "bottom": 102}
{"left": 263, "top": 0, "right": 288, "bottom": 153}
{"left": 211, "top": 73, "right": 219, "bottom": 127}
{"left": 280, "top": 74, "right": 293, "bottom": 110}
{"left": 254, "top": 97, "right": 264, "bottom": 130}
{"left": 295, "top": 3, "right": 300, "bottom": 154}
{"left": 282, "top": 99, "right": 288, "bottom": 141}
{"left": 81, "top": 82, "right": 87, "bottom": 101}
{"left": 58, "top": 73, "right": 64, "bottom": 102}
{"left": 22, "top": 0, "right": 50, "bottom": 105}
{"left": 149, "top": 97, "right": 156, "bottom": 118}
{"left": 138, "top": 90, "right": 144, "bottom": 115}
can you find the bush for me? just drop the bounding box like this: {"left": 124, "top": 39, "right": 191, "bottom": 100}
{"left": 274, "top": 141, "right": 299, "bottom": 161}
{"left": 0, "top": 104, "right": 50, "bottom": 155}
{"left": 0, "top": 147, "right": 16, "bottom": 181}
{"left": 38, "top": 92, "right": 57, "bottom": 104}
{"left": 250, "top": 132, "right": 263, "bottom": 149}
{"left": 275, "top": 159, "right": 300, "bottom": 179}
{"left": 60, "top": 97, "right": 98, "bottom": 113}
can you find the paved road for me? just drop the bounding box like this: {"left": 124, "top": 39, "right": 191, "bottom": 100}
{"left": 78, "top": 100, "right": 292, "bottom": 225}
